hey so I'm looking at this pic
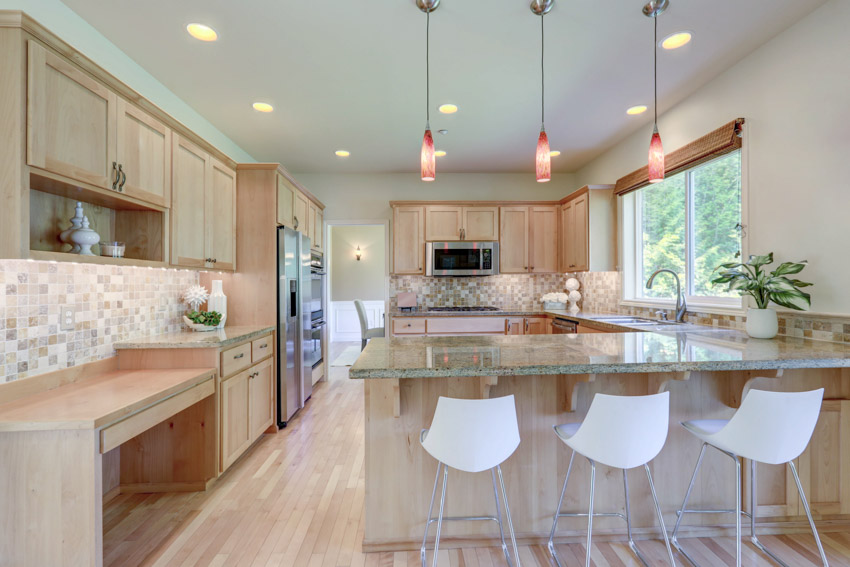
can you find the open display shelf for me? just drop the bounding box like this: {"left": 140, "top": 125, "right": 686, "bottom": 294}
{"left": 28, "top": 172, "right": 167, "bottom": 266}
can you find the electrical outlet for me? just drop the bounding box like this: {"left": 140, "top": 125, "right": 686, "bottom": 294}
{"left": 60, "top": 306, "right": 75, "bottom": 331}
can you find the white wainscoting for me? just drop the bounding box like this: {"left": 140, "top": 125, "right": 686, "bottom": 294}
{"left": 330, "top": 300, "right": 386, "bottom": 343}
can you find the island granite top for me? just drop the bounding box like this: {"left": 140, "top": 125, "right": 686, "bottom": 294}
{"left": 349, "top": 330, "right": 850, "bottom": 379}
{"left": 114, "top": 325, "right": 275, "bottom": 349}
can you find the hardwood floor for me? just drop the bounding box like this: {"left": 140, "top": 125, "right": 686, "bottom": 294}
{"left": 104, "top": 341, "right": 850, "bottom": 566}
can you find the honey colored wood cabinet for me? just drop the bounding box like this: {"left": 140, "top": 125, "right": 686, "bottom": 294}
{"left": 172, "top": 135, "right": 236, "bottom": 271}
{"left": 27, "top": 40, "right": 116, "bottom": 191}
{"left": 171, "top": 135, "right": 209, "bottom": 268}
{"left": 392, "top": 206, "right": 425, "bottom": 275}
{"left": 208, "top": 159, "right": 236, "bottom": 271}
{"left": 425, "top": 205, "right": 463, "bottom": 241}
{"left": 249, "top": 358, "right": 275, "bottom": 441}
{"left": 115, "top": 99, "right": 171, "bottom": 208}
{"left": 221, "top": 368, "right": 251, "bottom": 471}
{"left": 529, "top": 206, "right": 559, "bottom": 273}
{"left": 560, "top": 186, "right": 614, "bottom": 273}
{"left": 425, "top": 205, "right": 499, "bottom": 241}
{"left": 294, "top": 190, "right": 309, "bottom": 235}
{"left": 524, "top": 316, "right": 551, "bottom": 335}
{"left": 499, "top": 207, "right": 529, "bottom": 273}
{"left": 506, "top": 318, "right": 523, "bottom": 335}
{"left": 561, "top": 193, "right": 588, "bottom": 272}
{"left": 276, "top": 173, "right": 296, "bottom": 228}
{"left": 309, "top": 201, "right": 324, "bottom": 252}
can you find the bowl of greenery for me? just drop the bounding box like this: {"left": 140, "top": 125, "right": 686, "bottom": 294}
{"left": 183, "top": 310, "right": 223, "bottom": 332}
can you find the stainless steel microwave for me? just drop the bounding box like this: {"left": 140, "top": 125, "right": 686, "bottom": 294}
{"left": 425, "top": 242, "right": 499, "bottom": 276}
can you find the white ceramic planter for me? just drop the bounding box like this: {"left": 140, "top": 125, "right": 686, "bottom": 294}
{"left": 183, "top": 315, "right": 218, "bottom": 332}
{"left": 746, "top": 308, "right": 778, "bottom": 339}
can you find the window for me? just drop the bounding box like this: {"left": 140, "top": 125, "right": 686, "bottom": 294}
{"left": 622, "top": 150, "right": 744, "bottom": 309}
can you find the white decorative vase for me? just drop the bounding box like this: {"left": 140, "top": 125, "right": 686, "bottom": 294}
{"left": 69, "top": 216, "right": 100, "bottom": 256}
{"left": 568, "top": 290, "right": 581, "bottom": 313}
{"left": 207, "top": 280, "right": 227, "bottom": 329}
{"left": 59, "top": 202, "right": 84, "bottom": 253}
{"left": 746, "top": 308, "right": 778, "bottom": 339}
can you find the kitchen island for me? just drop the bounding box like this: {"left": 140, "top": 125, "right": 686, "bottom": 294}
{"left": 350, "top": 331, "right": 850, "bottom": 552}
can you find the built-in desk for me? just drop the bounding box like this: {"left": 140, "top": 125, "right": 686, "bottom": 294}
{"left": 0, "top": 364, "right": 217, "bottom": 567}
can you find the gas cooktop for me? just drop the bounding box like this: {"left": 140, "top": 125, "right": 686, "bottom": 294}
{"left": 428, "top": 306, "right": 501, "bottom": 312}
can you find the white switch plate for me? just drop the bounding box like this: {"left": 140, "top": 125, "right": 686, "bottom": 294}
{"left": 61, "top": 306, "right": 75, "bottom": 331}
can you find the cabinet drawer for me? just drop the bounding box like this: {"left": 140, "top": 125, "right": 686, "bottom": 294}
{"left": 221, "top": 342, "right": 252, "bottom": 377}
{"left": 427, "top": 317, "right": 506, "bottom": 335}
{"left": 100, "top": 376, "right": 215, "bottom": 453}
{"left": 252, "top": 334, "right": 273, "bottom": 363}
{"left": 393, "top": 318, "right": 427, "bottom": 335}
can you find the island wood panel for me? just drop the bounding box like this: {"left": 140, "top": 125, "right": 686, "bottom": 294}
{"left": 363, "top": 367, "right": 850, "bottom": 552}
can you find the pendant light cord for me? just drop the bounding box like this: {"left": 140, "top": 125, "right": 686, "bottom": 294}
{"left": 653, "top": 15, "right": 658, "bottom": 126}
{"left": 426, "top": 8, "right": 430, "bottom": 125}
{"left": 541, "top": 14, "right": 545, "bottom": 127}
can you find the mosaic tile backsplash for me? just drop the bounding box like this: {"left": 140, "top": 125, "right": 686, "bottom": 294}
{"left": 389, "top": 274, "right": 567, "bottom": 311}
{"left": 0, "top": 260, "right": 197, "bottom": 382}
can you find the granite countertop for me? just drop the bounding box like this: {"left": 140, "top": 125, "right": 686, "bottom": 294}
{"left": 349, "top": 331, "right": 850, "bottom": 379}
{"left": 114, "top": 325, "right": 275, "bottom": 349}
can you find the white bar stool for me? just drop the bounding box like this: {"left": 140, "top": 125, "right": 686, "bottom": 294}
{"left": 548, "top": 392, "right": 676, "bottom": 567}
{"left": 671, "top": 388, "right": 829, "bottom": 567}
{"left": 420, "top": 395, "right": 521, "bottom": 567}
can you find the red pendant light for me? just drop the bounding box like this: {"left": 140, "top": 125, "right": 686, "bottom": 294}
{"left": 418, "top": 1, "right": 439, "bottom": 182}
{"left": 532, "top": 1, "right": 553, "bottom": 183}
{"left": 421, "top": 126, "right": 435, "bottom": 181}
{"left": 644, "top": 0, "right": 668, "bottom": 183}
{"left": 536, "top": 128, "right": 551, "bottom": 183}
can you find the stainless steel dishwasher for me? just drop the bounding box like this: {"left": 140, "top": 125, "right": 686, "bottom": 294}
{"left": 551, "top": 317, "right": 578, "bottom": 334}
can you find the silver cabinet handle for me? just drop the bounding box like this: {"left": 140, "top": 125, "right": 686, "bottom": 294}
{"left": 234, "top": 353, "right": 245, "bottom": 359}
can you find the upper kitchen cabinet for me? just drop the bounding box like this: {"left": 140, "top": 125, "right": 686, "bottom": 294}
{"left": 310, "top": 202, "right": 324, "bottom": 252}
{"left": 27, "top": 41, "right": 171, "bottom": 208}
{"left": 171, "top": 134, "right": 236, "bottom": 271}
{"left": 294, "top": 190, "right": 309, "bottom": 236}
{"left": 424, "top": 205, "right": 499, "bottom": 241}
{"left": 27, "top": 40, "right": 116, "bottom": 191}
{"left": 392, "top": 205, "right": 425, "bottom": 275}
{"left": 115, "top": 99, "right": 172, "bottom": 208}
{"left": 560, "top": 185, "right": 615, "bottom": 273}
{"left": 499, "top": 206, "right": 529, "bottom": 273}
{"left": 529, "top": 205, "right": 559, "bottom": 273}
{"left": 276, "top": 173, "right": 296, "bottom": 228}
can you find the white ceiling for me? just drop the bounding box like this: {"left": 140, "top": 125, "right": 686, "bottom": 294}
{"left": 62, "top": 0, "right": 825, "bottom": 174}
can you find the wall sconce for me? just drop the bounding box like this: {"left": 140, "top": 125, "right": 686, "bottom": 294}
{"left": 355, "top": 246, "right": 362, "bottom": 261}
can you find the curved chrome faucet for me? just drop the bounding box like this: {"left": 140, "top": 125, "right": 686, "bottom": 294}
{"left": 646, "top": 269, "right": 687, "bottom": 323}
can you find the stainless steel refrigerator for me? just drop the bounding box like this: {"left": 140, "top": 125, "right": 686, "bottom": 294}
{"left": 277, "top": 226, "right": 314, "bottom": 427}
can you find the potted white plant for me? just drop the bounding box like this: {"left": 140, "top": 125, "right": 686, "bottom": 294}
{"left": 711, "top": 253, "right": 812, "bottom": 339}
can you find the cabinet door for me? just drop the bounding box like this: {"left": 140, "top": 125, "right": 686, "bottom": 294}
{"left": 560, "top": 203, "right": 574, "bottom": 272}
{"left": 796, "top": 399, "right": 850, "bottom": 515}
{"left": 529, "top": 206, "right": 559, "bottom": 273}
{"left": 425, "top": 205, "right": 462, "bottom": 241}
{"left": 27, "top": 40, "right": 116, "bottom": 190}
{"left": 249, "top": 358, "right": 274, "bottom": 441}
{"left": 525, "top": 317, "right": 550, "bottom": 335}
{"left": 462, "top": 206, "right": 499, "bottom": 241}
{"left": 115, "top": 99, "right": 171, "bottom": 207}
{"left": 207, "top": 159, "right": 236, "bottom": 271}
{"left": 171, "top": 135, "right": 209, "bottom": 268}
{"left": 293, "top": 191, "right": 309, "bottom": 236}
{"left": 221, "top": 369, "right": 251, "bottom": 471}
{"left": 309, "top": 202, "right": 319, "bottom": 250}
{"left": 499, "top": 207, "right": 529, "bottom": 274}
{"left": 572, "top": 193, "right": 589, "bottom": 272}
{"left": 276, "top": 173, "right": 295, "bottom": 227}
{"left": 392, "top": 206, "right": 425, "bottom": 275}
{"left": 314, "top": 208, "right": 324, "bottom": 252}
{"left": 505, "top": 318, "right": 524, "bottom": 335}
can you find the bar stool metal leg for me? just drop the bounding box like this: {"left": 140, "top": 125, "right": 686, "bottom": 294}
{"left": 496, "top": 465, "right": 521, "bottom": 567}
{"left": 790, "top": 461, "right": 830, "bottom": 567}
{"left": 491, "top": 468, "right": 511, "bottom": 565}
{"left": 547, "top": 451, "right": 575, "bottom": 567}
{"left": 421, "top": 462, "right": 443, "bottom": 567}
{"left": 585, "top": 459, "right": 596, "bottom": 567}
{"left": 645, "top": 464, "right": 677, "bottom": 566}
{"left": 734, "top": 455, "right": 742, "bottom": 567}
{"left": 671, "top": 443, "right": 709, "bottom": 566}
{"left": 432, "top": 464, "right": 449, "bottom": 567}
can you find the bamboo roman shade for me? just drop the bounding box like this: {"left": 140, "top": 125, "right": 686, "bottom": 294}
{"left": 614, "top": 118, "right": 746, "bottom": 196}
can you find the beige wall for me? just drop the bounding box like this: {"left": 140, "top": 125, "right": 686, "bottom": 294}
{"left": 330, "top": 225, "right": 386, "bottom": 302}
{"left": 575, "top": 0, "right": 850, "bottom": 315}
{"left": 296, "top": 172, "right": 578, "bottom": 222}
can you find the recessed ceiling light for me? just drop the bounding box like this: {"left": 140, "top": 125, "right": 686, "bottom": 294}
{"left": 438, "top": 104, "right": 458, "bottom": 114}
{"left": 252, "top": 102, "right": 274, "bottom": 113}
{"left": 438, "top": 129, "right": 448, "bottom": 135}
{"left": 335, "top": 150, "right": 350, "bottom": 157}
{"left": 626, "top": 105, "right": 648, "bottom": 115}
{"left": 434, "top": 150, "right": 446, "bottom": 157}
{"left": 660, "top": 31, "right": 692, "bottom": 50}
{"left": 186, "top": 23, "right": 218, "bottom": 42}
{"left": 549, "top": 150, "right": 561, "bottom": 157}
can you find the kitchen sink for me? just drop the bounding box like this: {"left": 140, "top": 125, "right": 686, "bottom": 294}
{"left": 593, "top": 316, "right": 681, "bottom": 326}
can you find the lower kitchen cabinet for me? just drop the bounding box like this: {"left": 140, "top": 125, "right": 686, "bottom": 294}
{"left": 249, "top": 358, "right": 275, "bottom": 441}
{"left": 221, "top": 367, "right": 252, "bottom": 471}
{"left": 393, "top": 315, "right": 551, "bottom": 336}
{"left": 508, "top": 316, "right": 551, "bottom": 335}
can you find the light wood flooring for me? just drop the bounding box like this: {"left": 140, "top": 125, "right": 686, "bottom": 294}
{"left": 104, "top": 342, "right": 850, "bottom": 566}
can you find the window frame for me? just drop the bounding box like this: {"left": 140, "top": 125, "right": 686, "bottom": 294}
{"left": 620, "top": 147, "right": 749, "bottom": 315}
